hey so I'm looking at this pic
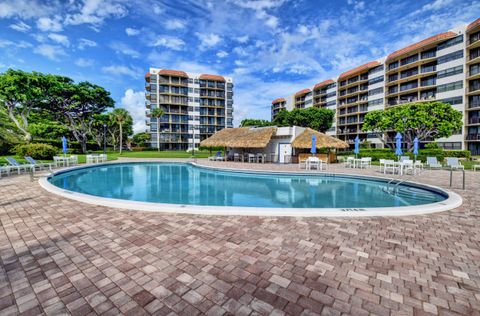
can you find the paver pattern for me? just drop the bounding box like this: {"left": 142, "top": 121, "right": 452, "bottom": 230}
{"left": 0, "top": 159, "right": 479, "bottom": 315}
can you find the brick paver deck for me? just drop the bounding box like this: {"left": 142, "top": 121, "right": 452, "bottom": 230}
{"left": 0, "top": 159, "right": 479, "bottom": 315}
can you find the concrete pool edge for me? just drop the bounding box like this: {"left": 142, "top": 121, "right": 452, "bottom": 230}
{"left": 38, "top": 161, "right": 463, "bottom": 217}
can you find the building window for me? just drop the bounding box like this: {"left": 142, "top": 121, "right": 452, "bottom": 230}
{"left": 437, "top": 65, "right": 463, "bottom": 79}
{"left": 437, "top": 34, "right": 464, "bottom": 50}
{"left": 368, "top": 87, "right": 383, "bottom": 96}
{"left": 437, "top": 80, "right": 463, "bottom": 93}
{"left": 368, "top": 98, "right": 383, "bottom": 106}
{"left": 437, "top": 50, "right": 463, "bottom": 64}
{"left": 368, "top": 75, "right": 384, "bottom": 85}
{"left": 439, "top": 96, "right": 462, "bottom": 105}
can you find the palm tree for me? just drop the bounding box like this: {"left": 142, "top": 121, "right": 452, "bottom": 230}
{"left": 150, "top": 107, "right": 165, "bottom": 151}
{"left": 110, "top": 108, "right": 130, "bottom": 154}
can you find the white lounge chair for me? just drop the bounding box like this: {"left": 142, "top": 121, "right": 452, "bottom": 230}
{"left": 0, "top": 166, "right": 12, "bottom": 178}
{"left": 426, "top": 157, "right": 442, "bottom": 169}
{"left": 25, "top": 157, "right": 54, "bottom": 171}
{"left": 445, "top": 157, "right": 464, "bottom": 170}
{"left": 473, "top": 165, "right": 480, "bottom": 171}
{"left": 5, "top": 157, "right": 33, "bottom": 174}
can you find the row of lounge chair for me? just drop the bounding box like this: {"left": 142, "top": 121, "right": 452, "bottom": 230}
{"left": 0, "top": 157, "right": 54, "bottom": 178}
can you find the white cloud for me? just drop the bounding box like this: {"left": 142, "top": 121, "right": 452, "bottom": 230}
{"left": 0, "top": 39, "right": 32, "bottom": 49}
{"left": 120, "top": 89, "right": 146, "bottom": 133}
{"left": 164, "top": 19, "right": 186, "bottom": 30}
{"left": 151, "top": 37, "right": 185, "bottom": 50}
{"left": 33, "top": 44, "right": 66, "bottom": 60}
{"left": 195, "top": 33, "right": 221, "bottom": 50}
{"left": 0, "top": 0, "right": 53, "bottom": 19}
{"left": 125, "top": 27, "right": 140, "bottom": 36}
{"left": 109, "top": 41, "right": 140, "bottom": 58}
{"left": 101, "top": 65, "right": 141, "bottom": 78}
{"left": 152, "top": 4, "right": 163, "bottom": 14}
{"left": 74, "top": 58, "right": 94, "bottom": 67}
{"left": 78, "top": 38, "right": 97, "bottom": 50}
{"left": 9, "top": 21, "right": 31, "bottom": 32}
{"left": 236, "top": 35, "right": 249, "bottom": 43}
{"left": 48, "top": 33, "right": 70, "bottom": 47}
{"left": 37, "top": 16, "right": 63, "bottom": 32}
{"left": 65, "top": 0, "right": 128, "bottom": 26}
{"left": 216, "top": 50, "right": 229, "bottom": 58}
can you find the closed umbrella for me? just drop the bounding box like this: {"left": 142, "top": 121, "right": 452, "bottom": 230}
{"left": 310, "top": 135, "right": 317, "bottom": 155}
{"left": 413, "top": 137, "right": 419, "bottom": 161}
{"left": 395, "top": 132, "right": 403, "bottom": 157}
{"left": 354, "top": 136, "right": 360, "bottom": 158}
{"left": 61, "top": 136, "right": 68, "bottom": 156}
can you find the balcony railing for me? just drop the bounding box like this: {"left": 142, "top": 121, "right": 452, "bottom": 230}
{"left": 468, "top": 117, "right": 480, "bottom": 125}
{"left": 466, "top": 134, "right": 480, "bottom": 140}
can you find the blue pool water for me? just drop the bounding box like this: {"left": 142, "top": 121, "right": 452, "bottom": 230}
{"left": 48, "top": 163, "right": 447, "bottom": 208}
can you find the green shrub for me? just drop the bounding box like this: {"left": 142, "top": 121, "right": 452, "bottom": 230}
{"left": 131, "top": 147, "right": 146, "bottom": 152}
{"left": 443, "top": 150, "right": 471, "bottom": 159}
{"left": 425, "top": 142, "right": 440, "bottom": 149}
{"left": 13, "top": 143, "right": 59, "bottom": 160}
{"left": 32, "top": 138, "right": 101, "bottom": 153}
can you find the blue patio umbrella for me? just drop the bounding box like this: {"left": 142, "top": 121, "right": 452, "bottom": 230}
{"left": 353, "top": 136, "right": 360, "bottom": 157}
{"left": 413, "top": 137, "right": 419, "bottom": 160}
{"left": 395, "top": 132, "right": 403, "bottom": 157}
{"left": 61, "top": 136, "right": 68, "bottom": 156}
{"left": 310, "top": 135, "right": 317, "bottom": 155}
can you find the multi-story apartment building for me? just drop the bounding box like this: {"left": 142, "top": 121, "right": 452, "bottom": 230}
{"left": 271, "top": 18, "right": 480, "bottom": 154}
{"left": 466, "top": 20, "right": 480, "bottom": 155}
{"left": 145, "top": 68, "right": 234, "bottom": 150}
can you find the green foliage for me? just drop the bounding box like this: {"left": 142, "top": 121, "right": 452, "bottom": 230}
{"left": 444, "top": 150, "right": 471, "bottom": 159}
{"left": 150, "top": 107, "right": 165, "bottom": 118}
{"left": 108, "top": 109, "right": 133, "bottom": 153}
{"left": 28, "top": 111, "right": 70, "bottom": 139}
{"left": 32, "top": 138, "right": 101, "bottom": 153}
{"left": 0, "top": 108, "right": 22, "bottom": 154}
{"left": 132, "top": 132, "right": 150, "bottom": 147}
{"left": 13, "top": 143, "right": 58, "bottom": 160}
{"left": 0, "top": 69, "right": 50, "bottom": 141}
{"left": 273, "top": 107, "right": 335, "bottom": 132}
{"left": 45, "top": 76, "right": 115, "bottom": 153}
{"left": 424, "top": 142, "right": 440, "bottom": 149}
{"left": 363, "top": 101, "right": 463, "bottom": 151}
{"left": 240, "top": 119, "right": 273, "bottom": 127}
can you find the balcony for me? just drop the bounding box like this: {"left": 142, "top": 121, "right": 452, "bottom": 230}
{"left": 466, "top": 134, "right": 480, "bottom": 141}
{"left": 467, "top": 117, "right": 480, "bottom": 125}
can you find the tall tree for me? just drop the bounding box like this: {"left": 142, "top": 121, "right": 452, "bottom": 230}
{"left": 0, "top": 69, "right": 46, "bottom": 142}
{"left": 132, "top": 132, "right": 150, "bottom": 147}
{"left": 273, "top": 107, "right": 335, "bottom": 132}
{"left": 109, "top": 109, "right": 132, "bottom": 154}
{"left": 88, "top": 114, "right": 110, "bottom": 147}
{"left": 240, "top": 119, "right": 273, "bottom": 127}
{"left": 362, "top": 101, "right": 463, "bottom": 151}
{"left": 46, "top": 77, "right": 115, "bottom": 153}
{"left": 150, "top": 107, "right": 165, "bottom": 151}
{"left": 0, "top": 108, "right": 21, "bottom": 154}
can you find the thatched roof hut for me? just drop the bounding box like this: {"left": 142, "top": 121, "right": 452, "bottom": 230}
{"left": 291, "top": 128, "right": 349, "bottom": 149}
{"left": 200, "top": 127, "right": 277, "bottom": 148}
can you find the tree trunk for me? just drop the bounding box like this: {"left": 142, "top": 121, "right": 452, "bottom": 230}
{"left": 7, "top": 107, "right": 31, "bottom": 142}
{"left": 119, "top": 123, "right": 123, "bottom": 154}
{"left": 157, "top": 117, "right": 160, "bottom": 152}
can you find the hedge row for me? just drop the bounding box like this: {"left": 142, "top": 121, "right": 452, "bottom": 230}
{"left": 31, "top": 138, "right": 102, "bottom": 153}
{"left": 338, "top": 148, "right": 470, "bottom": 162}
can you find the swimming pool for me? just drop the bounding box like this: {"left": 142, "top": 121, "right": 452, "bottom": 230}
{"left": 41, "top": 162, "right": 461, "bottom": 216}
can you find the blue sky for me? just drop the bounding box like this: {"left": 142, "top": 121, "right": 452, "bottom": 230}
{"left": 0, "top": 0, "right": 479, "bottom": 132}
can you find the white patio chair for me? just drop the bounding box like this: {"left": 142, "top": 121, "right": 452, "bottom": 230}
{"left": 402, "top": 159, "right": 415, "bottom": 175}
{"left": 248, "top": 154, "right": 256, "bottom": 163}
{"left": 86, "top": 155, "right": 95, "bottom": 164}
{"left": 233, "top": 153, "right": 240, "bottom": 162}
{"left": 474, "top": 165, "right": 480, "bottom": 171}
{"left": 360, "top": 157, "right": 371, "bottom": 169}
{"left": 383, "top": 160, "right": 398, "bottom": 174}
{"left": 345, "top": 156, "right": 354, "bottom": 168}
{"left": 379, "top": 159, "right": 386, "bottom": 173}
{"left": 307, "top": 157, "right": 321, "bottom": 170}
